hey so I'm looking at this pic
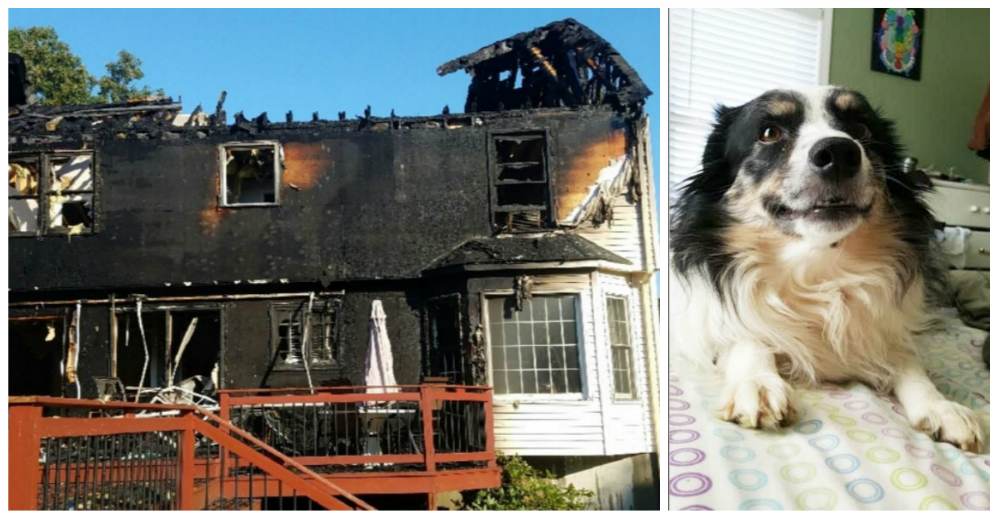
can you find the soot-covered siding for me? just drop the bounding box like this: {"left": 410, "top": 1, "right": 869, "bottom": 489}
{"left": 9, "top": 109, "right": 631, "bottom": 292}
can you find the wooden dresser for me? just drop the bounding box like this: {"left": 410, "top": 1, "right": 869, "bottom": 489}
{"left": 927, "top": 179, "right": 990, "bottom": 269}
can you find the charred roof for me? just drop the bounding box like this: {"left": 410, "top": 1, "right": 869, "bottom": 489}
{"left": 9, "top": 19, "right": 650, "bottom": 139}
{"left": 438, "top": 18, "right": 652, "bottom": 113}
{"left": 426, "top": 234, "right": 631, "bottom": 272}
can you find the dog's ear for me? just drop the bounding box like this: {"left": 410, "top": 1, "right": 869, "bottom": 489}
{"left": 701, "top": 104, "right": 738, "bottom": 174}
{"left": 678, "top": 104, "right": 742, "bottom": 202}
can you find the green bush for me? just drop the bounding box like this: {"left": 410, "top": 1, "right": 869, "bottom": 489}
{"left": 459, "top": 454, "right": 595, "bottom": 511}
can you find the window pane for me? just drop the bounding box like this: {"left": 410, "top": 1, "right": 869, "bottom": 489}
{"left": 520, "top": 347, "right": 535, "bottom": 369}
{"left": 503, "top": 323, "right": 519, "bottom": 345}
{"left": 498, "top": 164, "right": 545, "bottom": 182}
{"left": 532, "top": 323, "right": 546, "bottom": 346}
{"left": 552, "top": 371, "right": 567, "bottom": 393}
{"left": 530, "top": 299, "right": 546, "bottom": 321}
{"left": 565, "top": 347, "right": 580, "bottom": 369}
{"left": 492, "top": 346, "right": 506, "bottom": 371}
{"left": 537, "top": 370, "right": 552, "bottom": 393}
{"left": 507, "top": 372, "right": 523, "bottom": 394}
{"left": 497, "top": 184, "right": 547, "bottom": 208}
{"left": 9, "top": 158, "right": 39, "bottom": 196}
{"left": 494, "top": 371, "right": 507, "bottom": 394}
{"left": 547, "top": 322, "right": 563, "bottom": 344}
{"left": 518, "top": 323, "right": 533, "bottom": 346}
{"left": 521, "top": 371, "right": 537, "bottom": 394}
{"left": 495, "top": 137, "right": 543, "bottom": 164}
{"left": 551, "top": 347, "right": 565, "bottom": 369}
{"left": 48, "top": 194, "right": 94, "bottom": 232}
{"left": 560, "top": 297, "right": 576, "bottom": 320}
{"left": 507, "top": 347, "right": 521, "bottom": 370}
{"left": 535, "top": 347, "right": 550, "bottom": 369}
{"left": 488, "top": 297, "right": 505, "bottom": 322}
{"left": 49, "top": 155, "right": 93, "bottom": 192}
{"left": 562, "top": 322, "right": 578, "bottom": 344}
{"left": 566, "top": 370, "right": 581, "bottom": 393}
{"left": 9, "top": 197, "right": 39, "bottom": 233}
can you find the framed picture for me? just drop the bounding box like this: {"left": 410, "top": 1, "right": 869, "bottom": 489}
{"left": 871, "top": 8, "right": 924, "bottom": 81}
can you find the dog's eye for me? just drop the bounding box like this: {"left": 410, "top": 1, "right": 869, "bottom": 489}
{"left": 758, "top": 125, "right": 783, "bottom": 143}
{"left": 852, "top": 123, "right": 872, "bottom": 140}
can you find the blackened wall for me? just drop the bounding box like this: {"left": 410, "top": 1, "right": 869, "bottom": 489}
{"left": 222, "top": 290, "right": 423, "bottom": 389}
{"left": 9, "top": 109, "right": 630, "bottom": 292}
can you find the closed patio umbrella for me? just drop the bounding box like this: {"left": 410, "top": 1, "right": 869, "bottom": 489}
{"left": 365, "top": 300, "right": 398, "bottom": 393}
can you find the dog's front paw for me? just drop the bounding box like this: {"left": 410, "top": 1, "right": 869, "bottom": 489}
{"left": 909, "top": 400, "right": 984, "bottom": 453}
{"left": 719, "top": 376, "right": 794, "bottom": 430}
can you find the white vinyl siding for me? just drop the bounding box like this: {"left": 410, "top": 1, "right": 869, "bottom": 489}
{"left": 576, "top": 191, "right": 645, "bottom": 270}
{"left": 668, "top": 8, "right": 830, "bottom": 200}
{"left": 489, "top": 272, "right": 655, "bottom": 456}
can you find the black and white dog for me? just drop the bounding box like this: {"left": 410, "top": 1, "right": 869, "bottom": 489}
{"left": 668, "top": 86, "right": 983, "bottom": 452}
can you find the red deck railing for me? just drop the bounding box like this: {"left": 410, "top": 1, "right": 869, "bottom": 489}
{"left": 218, "top": 385, "right": 496, "bottom": 475}
{"left": 9, "top": 385, "right": 498, "bottom": 510}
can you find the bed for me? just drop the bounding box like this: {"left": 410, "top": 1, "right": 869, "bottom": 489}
{"left": 667, "top": 308, "right": 990, "bottom": 510}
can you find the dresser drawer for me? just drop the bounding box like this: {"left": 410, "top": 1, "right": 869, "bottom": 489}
{"left": 965, "top": 231, "right": 991, "bottom": 269}
{"left": 927, "top": 184, "right": 990, "bottom": 229}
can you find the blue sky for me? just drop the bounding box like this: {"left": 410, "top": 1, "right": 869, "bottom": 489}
{"left": 10, "top": 8, "right": 660, "bottom": 210}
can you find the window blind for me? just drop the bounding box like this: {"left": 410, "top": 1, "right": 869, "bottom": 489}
{"left": 668, "top": 8, "right": 828, "bottom": 201}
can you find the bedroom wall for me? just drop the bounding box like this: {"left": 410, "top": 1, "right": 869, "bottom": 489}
{"left": 829, "top": 8, "right": 990, "bottom": 184}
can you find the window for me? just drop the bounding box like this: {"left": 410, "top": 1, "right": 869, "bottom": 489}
{"left": 606, "top": 296, "right": 635, "bottom": 399}
{"left": 271, "top": 300, "right": 341, "bottom": 370}
{"left": 668, "top": 8, "right": 830, "bottom": 200}
{"left": 489, "top": 132, "right": 553, "bottom": 232}
{"left": 9, "top": 152, "right": 95, "bottom": 236}
{"left": 220, "top": 142, "right": 281, "bottom": 206}
{"left": 487, "top": 295, "right": 581, "bottom": 395}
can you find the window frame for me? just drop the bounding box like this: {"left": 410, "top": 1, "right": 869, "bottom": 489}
{"left": 605, "top": 295, "right": 637, "bottom": 401}
{"left": 9, "top": 150, "right": 97, "bottom": 238}
{"left": 218, "top": 141, "right": 283, "bottom": 208}
{"left": 482, "top": 290, "right": 588, "bottom": 402}
{"left": 487, "top": 130, "right": 557, "bottom": 232}
{"left": 268, "top": 299, "right": 343, "bottom": 372}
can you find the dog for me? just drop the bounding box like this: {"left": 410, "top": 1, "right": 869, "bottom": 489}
{"left": 668, "top": 86, "right": 983, "bottom": 452}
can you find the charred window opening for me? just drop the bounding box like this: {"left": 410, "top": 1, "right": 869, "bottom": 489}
{"left": 486, "top": 295, "right": 582, "bottom": 395}
{"left": 9, "top": 316, "right": 67, "bottom": 397}
{"left": 220, "top": 142, "right": 281, "bottom": 206}
{"left": 9, "top": 152, "right": 95, "bottom": 236}
{"left": 116, "top": 307, "right": 222, "bottom": 394}
{"left": 606, "top": 296, "right": 635, "bottom": 399}
{"left": 271, "top": 299, "right": 341, "bottom": 370}
{"left": 490, "top": 132, "right": 553, "bottom": 232}
{"left": 426, "top": 295, "right": 470, "bottom": 385}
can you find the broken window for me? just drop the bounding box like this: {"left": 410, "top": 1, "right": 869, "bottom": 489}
{"left": 8, "top": 152, "right": 95, "bottom": 236}
{"left": 426, "top": 295, "right": 470, "bottom": 385}
{"left": 220, "top": 142, "right": 281, "bottom": 206}
{"left": 46, "top": 154, "right": 95, "bottom": 234}
{"left": 115, "top": 306, "right": 222, "bottom": 395}
{"left": 271, "top": 299, "right": 341, "bottom": 370}
{"left": 490, "top": 132, "right": 553, "bottom": 232}
{"left": 486, "top": 295, "right": 581, "bottom": 395}
{"left": 8, "top": 156, "right": 41, "bottom": 235}
{"left": 606, "top": 296, "right": 635, "bottom": 399}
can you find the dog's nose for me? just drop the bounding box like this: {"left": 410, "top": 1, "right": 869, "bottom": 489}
{"left": 809, "top": 137, "right": 862, "bottom": 182}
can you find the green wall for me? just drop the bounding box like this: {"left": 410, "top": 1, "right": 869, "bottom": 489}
{"left": 829, "top": 8, "right": 990, "bottom": 183}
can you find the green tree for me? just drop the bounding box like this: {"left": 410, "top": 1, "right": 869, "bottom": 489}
{"left": 459, "top": 454, "right": 595, "bottom": 510}
{"left": 9, "top": 26, "right": 163, "bottom": 106}
{"left": 95, "top": 50, "right": 164, "bottom": 103}
{"left": 9, "top": 26, "right": 96, "bottom": 105}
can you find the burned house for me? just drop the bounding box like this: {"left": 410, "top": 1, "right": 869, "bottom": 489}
{"left": 9, "top": 19, "right": 659, "bottom": 509}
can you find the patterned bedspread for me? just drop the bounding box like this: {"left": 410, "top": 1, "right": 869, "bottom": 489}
{"left": 667, "top": 310, "right": 990, "bottom": 510}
